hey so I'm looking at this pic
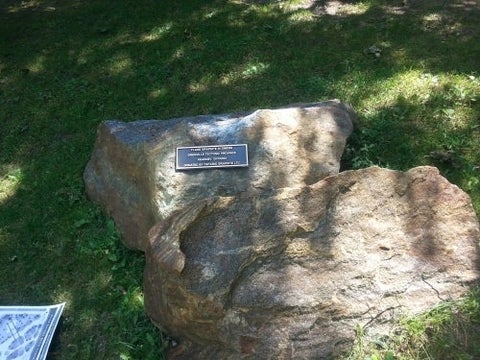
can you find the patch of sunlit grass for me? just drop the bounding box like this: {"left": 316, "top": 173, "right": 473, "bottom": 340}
{"left": 107, "top": 53, "right": 133, "bottom": 75}
{"left": 288, "top": 9, "right": 315, "bottom": 23}
{"left": 5, "top": 0, "right": 41, "bottom": 13}
{"left": 149, "top": 88, "right": 168, "bottom": 99}
{"left": 140, "top": 23, "right": 173, "bottom": 42}
{"left": 52, "top": 289, "right": 74, "bottom": 307}
{"left": 219, "top": 60, "right": 270, "bottom": 85}
{"left": 339, "top": 3, "right": 370, "bottom": 16}
{"left": 26, "top": 54, "right": 47, "bottom": 73}
{"left": 188, "top": 79, "right": 210, "bottom": 93}
{"left": 0, "top": 167, "right": 22, "bottom": 204}
{"left": 344, "top": 288, "right": 480, "bottom": 359}
{"left": 354, "top": 69, "right": 479, "bottom": 118}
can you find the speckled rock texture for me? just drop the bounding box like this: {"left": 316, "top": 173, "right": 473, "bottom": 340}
{"left": 84, "top": 100, "right": 355, "bottom": 250}
{"left": 144, "top": 165, "right": 479, "bottom": 359}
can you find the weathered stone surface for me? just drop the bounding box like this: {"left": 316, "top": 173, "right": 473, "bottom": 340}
{"left": 84, "top": 100, "right": 480, "bottom": 358}
{"left": 83, "top": 100, "right": 355, "bottom": 250}
{"left": 144, "top": 166, "right": 480, "bottom": 359}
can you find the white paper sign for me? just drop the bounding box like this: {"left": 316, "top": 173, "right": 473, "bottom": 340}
{"left": 0, "top": 303, "right": 65, "bottom": 360}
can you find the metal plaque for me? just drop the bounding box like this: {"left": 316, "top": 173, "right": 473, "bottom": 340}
{"left": 176, "top": 144, "right": 248, "bottom": 170}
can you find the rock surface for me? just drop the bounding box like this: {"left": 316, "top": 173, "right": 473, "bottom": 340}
{"left": 84, "top": 101, "right": 480, "bottom": 359}
{"left": 84, "top": 100, "right": 355, "bottom": 250}
{"left": 144, "top": 166, "right": 480, "bottom": 359}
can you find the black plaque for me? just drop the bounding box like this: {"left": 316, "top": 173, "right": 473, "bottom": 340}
{"left": 176, "top": 144, "right": 249, "bottom": 170}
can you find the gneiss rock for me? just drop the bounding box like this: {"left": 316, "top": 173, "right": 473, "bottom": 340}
{"left": 83, "top": 100, "right": 355, "bottom": 250}
{"left": 84, "top": 101, "right": 480, "bottom": 358}
{"left": 144, "top": 166, "right": 479, "bottom": 359}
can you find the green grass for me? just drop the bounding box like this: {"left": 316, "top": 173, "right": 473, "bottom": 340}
{"left": 1, "top": 0, "right": 479, "bottom": 358}
{"left": 345, "top": 287, "right": 480, "bottom": 359}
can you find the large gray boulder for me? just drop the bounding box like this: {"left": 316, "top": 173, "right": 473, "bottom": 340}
{"left": 84, "top": 101, "right": 480, "bottom": 359}
{"left": 144, "top": 166, "right": 479, "bottom": 359}
{"left": 84, "top": 100, "right": 355, "bottom": 250}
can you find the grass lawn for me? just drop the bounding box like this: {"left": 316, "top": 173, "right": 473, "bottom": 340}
{"left": 1, "top": 0, "right": 479, "bottom": 358}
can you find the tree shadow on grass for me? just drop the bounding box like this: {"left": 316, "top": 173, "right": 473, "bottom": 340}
{"left": 0, "top": 0, "right": 479, "bottom": 358}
